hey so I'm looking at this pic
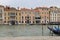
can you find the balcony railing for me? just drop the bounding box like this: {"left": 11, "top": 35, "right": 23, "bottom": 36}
{"left": 35, "top": 17, "right": 41, "bottom": 19}
{"left": 9, "top": 14, "right": 16, "bottom": 16}
{"left": 9, "top": 13, "right": 16, "bottom": 16}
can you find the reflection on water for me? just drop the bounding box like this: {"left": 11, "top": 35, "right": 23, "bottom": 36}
{"left": 0, "top": 25, "right": 59, "bottom": 37}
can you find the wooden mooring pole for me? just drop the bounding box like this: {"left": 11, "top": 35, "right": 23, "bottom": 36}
{"left": 42, "top": 25, "right": 43, "bottom": 36}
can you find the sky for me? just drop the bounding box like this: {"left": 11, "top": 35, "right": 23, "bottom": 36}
{"left": 0, "top": 0, "right": 60, "bottom": 8}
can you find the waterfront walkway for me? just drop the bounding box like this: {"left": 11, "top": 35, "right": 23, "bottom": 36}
{"left": 0, "top": 36, "right": 60, "bottom": 40}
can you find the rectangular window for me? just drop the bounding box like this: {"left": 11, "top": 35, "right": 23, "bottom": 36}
{"left": 55, "top": 14, "right": 56, "bottom": 16}
{"left": 42, "top": 21, "right": 43, "bottom": 23}
{"left": 33, "top": 21, "right": 34, "bottom": 23}
{"left": 25, "top": 21, "right": 26, "bottom": 23}
{"left": 8, "top": 17, "right": 9, "bottom": 19}
{"left": 19, "top": 13, "right": 21, "bottom": 15}
{"left": 30, "top": 21, "right": 31, "bottom": 23}
{"left": 47, "top": 17, "right": 48, "bottom": 19}
{"left": 42, "top": 9, "right": 44, "bottom": 10}
{"left": 42, "top": 12, "right": 43, "bottom": 14}
{"left": 16, "top": 13, "right": 17, "bottom": 15}
{"left": 5, "top": 13, "right": 6, "bottom": 16}
{"left": 5, "top": 17, "right": 6, "bottom": 20}
{"left": 9, "top": 12, "right": 15, "bottom": 16}
{"left": 29, "top": 12, "right": 31, "bottom": 14}
{"left": 45, "top": 12, "right": 46, "bottom": 14}
{"left": 22, "top": 16, "right": 23, "bottom": 19}
{"left": 47, "top": 21, "right": 48, "bottom": 23}
{"left": 22, "top": 21, "right": 24, "bottom": 23}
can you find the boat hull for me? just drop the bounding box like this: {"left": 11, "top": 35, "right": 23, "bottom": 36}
{"left": 48, "top": 27, "right": 60, "bottom": 35}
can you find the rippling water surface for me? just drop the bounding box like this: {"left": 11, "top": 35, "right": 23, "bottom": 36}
{"left": 0, "top": 25, "right": 59, "bottom": 37}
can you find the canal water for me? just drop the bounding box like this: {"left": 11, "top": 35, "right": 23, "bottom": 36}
{"left": 0, "top": 25, "right": 59, "bottom": 37}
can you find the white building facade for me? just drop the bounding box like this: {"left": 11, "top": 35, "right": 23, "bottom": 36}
{"left": 0, "top": 5, "right": 4, "bottom": 24}
{"left": 50, "top": 10, "right": 60, "bottom": 24}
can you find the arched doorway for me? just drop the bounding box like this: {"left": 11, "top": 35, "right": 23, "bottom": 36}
{"left": 9, "top": 20, "right": 15, "bottom": 25}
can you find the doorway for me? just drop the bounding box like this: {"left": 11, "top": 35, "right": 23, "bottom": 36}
{"left": 10, "top": 20, "right": 15, "bottom": 25}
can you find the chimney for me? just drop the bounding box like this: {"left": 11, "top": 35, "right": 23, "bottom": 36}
{"left": 6, "top": 6, "right": 10, "bottom": 9}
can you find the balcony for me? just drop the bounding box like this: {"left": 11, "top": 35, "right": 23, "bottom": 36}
{"left": 35, "top": 17, "right": 41, "bottom": 19}
{"left": 9, "top": 14, "right": 16, "bottom": 16}
{"left": 9, "top": 18, "right": 15, "bottom": 20}
{"left": 9, "top": 13, "right": 16, "bottom": 16}
{"left": 9, "top": 17, "right": 15, "bottom": 20}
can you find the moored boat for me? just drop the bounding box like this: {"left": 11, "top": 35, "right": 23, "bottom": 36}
{"left": 48, "top": 27, "right": 60, "bottom": 35}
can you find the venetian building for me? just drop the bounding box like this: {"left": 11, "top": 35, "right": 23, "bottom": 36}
{"left": 4, "top": 6, "right": 21, "bottom": 24}
{"left": 50, "top": 6, "right": 58, "bottom": 11}
{"left": 20, "top": 8, "right": 35, "bottom": 24}
{"left": 49, "top": 6, "right": 60, "bottom": 24}
{"left": 34, "top": 7, "right": 50, "bottom": 24}
{"left": 34, "top": 9, "right": 41, "bottom": 24}
{"left": 0, "top": 5, "right": 4, "bottom": 24}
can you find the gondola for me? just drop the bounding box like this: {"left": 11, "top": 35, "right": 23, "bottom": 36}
{"left": 48, "top": 27, "right": 60, "bottom": 35}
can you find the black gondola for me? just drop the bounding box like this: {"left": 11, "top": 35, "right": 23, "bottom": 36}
{"left": 48, "top": 27, "right": 60, "bottom": 35}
